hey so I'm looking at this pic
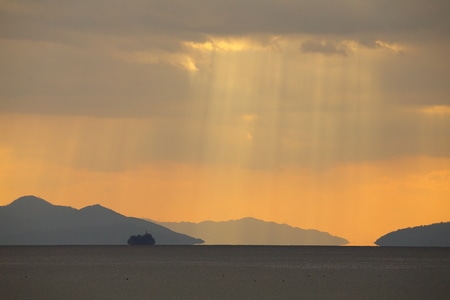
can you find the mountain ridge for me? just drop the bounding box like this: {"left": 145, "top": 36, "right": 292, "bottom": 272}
{"left": 5, "top": 195, "right": 63, "bottom": 212}
{"left": 157, "top": 217, "right": 349, "bottom": 245}
{"left": 0, "top": 195, "right": 204, "bottom": 245}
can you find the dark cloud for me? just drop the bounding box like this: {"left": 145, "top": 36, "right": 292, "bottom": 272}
{"left": 374, "top": 43, "right": 450, "bottom": 106}
{"left": 300, "top": 40, "right": 348, "bottom": 56}
{"left": 0, "top": 38, "right": 193, "bottom": 117}
{"left": 2, "top": 0, "right": 449, "bottom": 42}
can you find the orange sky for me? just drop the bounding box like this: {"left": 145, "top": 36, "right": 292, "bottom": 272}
{"left": 1, "top": 0, "right": 450, "bottom": 245}
{"left": 1, "top": 136, "right": 449, "bottom": 245}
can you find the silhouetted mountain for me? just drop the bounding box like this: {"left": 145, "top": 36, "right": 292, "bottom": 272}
{"left": 157, "top": 217, "right": 348, "bottom": 245}
{"left": 375, "top": 222, "right": 450, "bottom": 247}
{"left": 0, "top": 195, "right": 204, "bottom": 245}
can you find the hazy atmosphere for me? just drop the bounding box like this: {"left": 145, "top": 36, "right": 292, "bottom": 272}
{"left": 1, "top": 0, "right": 449, "bottom": 245}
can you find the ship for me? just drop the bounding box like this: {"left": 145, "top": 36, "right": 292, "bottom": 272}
{"left": 127, "top": 231, "right": 156, "bottom": 245}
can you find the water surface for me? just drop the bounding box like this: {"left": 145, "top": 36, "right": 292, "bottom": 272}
{"left": 1, "top": 246, "right": 449, "bottom": 299}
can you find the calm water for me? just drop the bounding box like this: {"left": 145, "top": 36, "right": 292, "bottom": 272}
{"left": 1, "top": 246, "right": 449, "bottom": 299}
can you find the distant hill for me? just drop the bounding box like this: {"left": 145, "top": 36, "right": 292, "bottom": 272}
{"left": 157, "top": 217, "right": 348, "bottom": 245}
{"left": 375, "top": 222, "right": 450, "bottom": 247}
{"left": 0, "top": 196, "right": 204, "bottom": 245}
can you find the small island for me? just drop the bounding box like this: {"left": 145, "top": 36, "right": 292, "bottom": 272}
{"left": 375, "top": 222, "right": 450, "bottom": 247}
{"left": 128, "top": 231, "right": 156, "bottom": 245}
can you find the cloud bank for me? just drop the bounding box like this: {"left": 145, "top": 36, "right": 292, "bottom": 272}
{"left": 1, "top": 0, "right": 449, "bottom": 171}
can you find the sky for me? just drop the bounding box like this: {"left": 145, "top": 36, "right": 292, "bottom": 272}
{"left": 1, "top": 0, "right": 449, "bottom": 245}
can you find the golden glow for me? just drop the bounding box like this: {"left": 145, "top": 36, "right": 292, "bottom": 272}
{"left": 1, "top": 135, "right": 449, "bottom": 246}
{"left": 419, "top": 105, "right": 450, "bottom": 115}
{"left": 374, "top": 40, "right": 405, "bottom": 53}
{"left": 241, "top": 113, "right": 258, "bottom": 122}
{"left": 185, "top": 37, "right": 268, "bottom": 52}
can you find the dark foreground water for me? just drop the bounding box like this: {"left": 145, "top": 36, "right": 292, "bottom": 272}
{"left": 1, "top": 246, "right": 449, "bottom": 299}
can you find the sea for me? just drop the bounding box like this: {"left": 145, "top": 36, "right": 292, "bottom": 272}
{"left": 1, "top": 245, "right": 449, "bottom": 299}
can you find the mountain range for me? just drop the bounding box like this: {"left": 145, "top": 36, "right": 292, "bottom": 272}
{"left": 375, "top": 222, "right": 450, "bottom": 247}
{"left": 0, "top": 196, "right": 203, "bottom": 245}
{"left": 9, "top": 196, "right": 447, "bottom": 246}
{"left": 158, "top": 218, "right": 349, "bottom": 245}
{"left": 1, "top": 195, "right": 349, "bottom": 246}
